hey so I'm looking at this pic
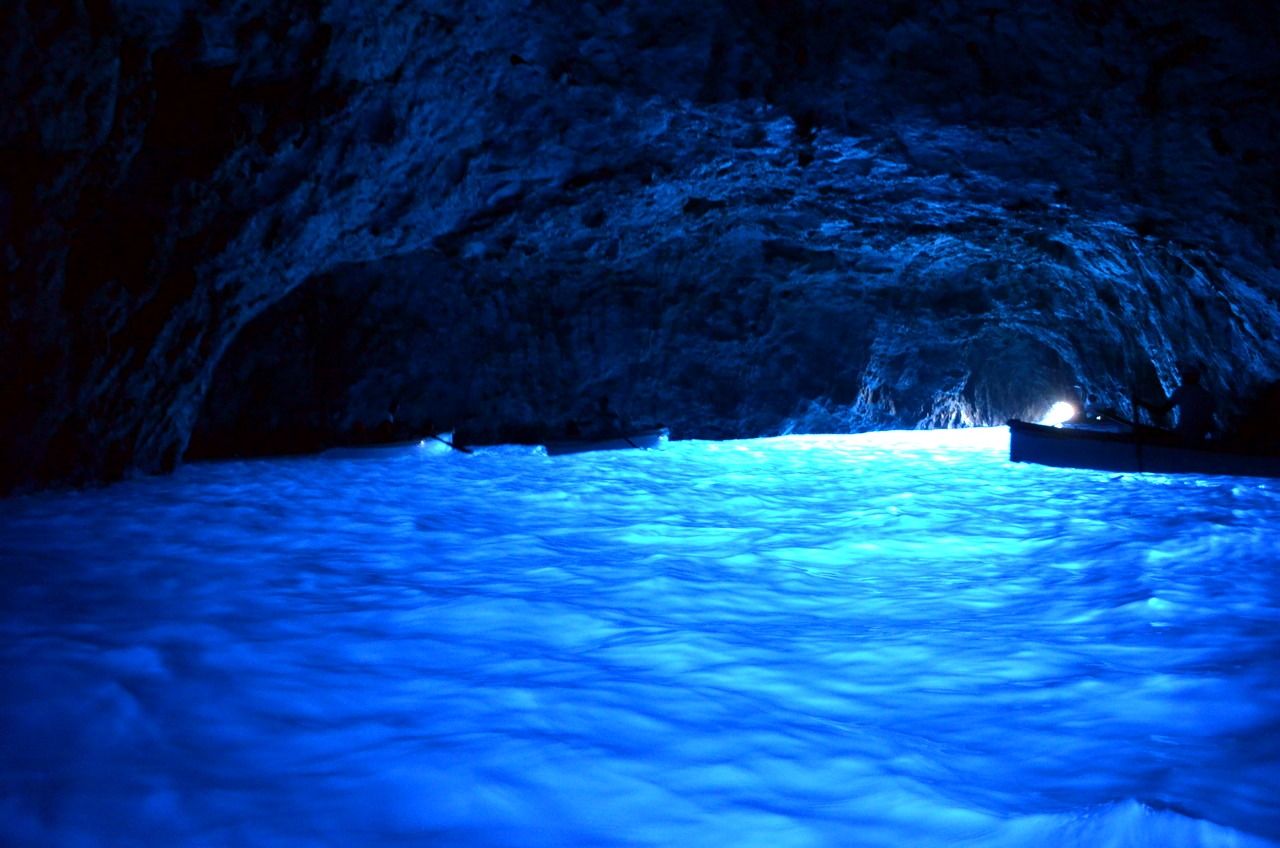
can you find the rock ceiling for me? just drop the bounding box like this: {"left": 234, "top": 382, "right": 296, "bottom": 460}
{"left": 3, "top": 0, "right": 1278, "bottom": 491}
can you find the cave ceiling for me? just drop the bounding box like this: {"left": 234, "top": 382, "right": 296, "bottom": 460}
{"left": 3, "top": 0, "right": 1279, "bottom": 491}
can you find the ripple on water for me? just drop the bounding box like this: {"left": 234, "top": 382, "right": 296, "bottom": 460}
{"left": 1, "top": 428, "right": 1278, "bottom": 847}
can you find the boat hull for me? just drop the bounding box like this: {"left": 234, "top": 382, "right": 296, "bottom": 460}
{"left": 321, "top": 433, "right": 462, "bottom": 458}
{"left": 544, "top": 428, "right": 669, "bottom": 456}
{"left": 1008, "top": 420, "right": 1280, "bottom": 479}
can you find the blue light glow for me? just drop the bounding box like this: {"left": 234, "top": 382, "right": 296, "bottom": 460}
{"left": 1, "top": 429, "right": 1278, "bottom": 846}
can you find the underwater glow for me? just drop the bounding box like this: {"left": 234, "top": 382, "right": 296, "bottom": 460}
{"left": 1039, "top": 401, "right": 1078, "bottom": 427}
{"left": 1, "top": 429, "right": 1279, "bottom": 847}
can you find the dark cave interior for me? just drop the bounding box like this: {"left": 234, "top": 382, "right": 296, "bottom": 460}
{"left": 3, "top": 0, "right": 1279, "bottom": 493}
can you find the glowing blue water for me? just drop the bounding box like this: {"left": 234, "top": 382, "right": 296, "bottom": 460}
{"left": 2, "top": 428, "right": 1278, "bottom": 847}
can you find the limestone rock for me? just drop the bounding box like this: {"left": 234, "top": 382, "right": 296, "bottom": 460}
{"left": 4, "top": 0, "right": 1279, "bottom": 491}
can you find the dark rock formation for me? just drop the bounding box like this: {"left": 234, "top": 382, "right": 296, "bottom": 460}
{"left": 4, "top": 0, "right": 1279, "bottom": 491}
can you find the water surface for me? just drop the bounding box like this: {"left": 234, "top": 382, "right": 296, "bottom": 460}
{"left": 2, "top": 428, "right": 1278, "bottom": 846}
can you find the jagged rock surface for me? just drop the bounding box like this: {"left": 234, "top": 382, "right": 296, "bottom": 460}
{"left": 4, "top": 0, "right": 1280, "bottom": 491}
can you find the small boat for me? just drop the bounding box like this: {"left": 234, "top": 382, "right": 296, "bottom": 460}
{"left": 544, "top": 427, "right": 669, "bottom": 457}
{"left": 321, "top": 433, "right": 468, "bottom": 459}
{"left": 1008, "top": 419, "right": 1280, "bottom": 478}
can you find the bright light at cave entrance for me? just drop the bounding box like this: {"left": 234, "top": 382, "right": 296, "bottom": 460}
{"left": 1039, "top": 401, "right": 1076, "bottom": 427}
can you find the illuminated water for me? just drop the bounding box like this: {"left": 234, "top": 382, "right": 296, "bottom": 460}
{"left": 2, "top": 428, "right": 1278, "bottom": 847}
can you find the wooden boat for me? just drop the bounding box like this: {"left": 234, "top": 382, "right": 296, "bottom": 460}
{"left": 321, "top": 433, "right": 468, "bottom": 458}
{"left": 544, "top": 427, "right": 669, "bottom": 457}
{"left": 1008, "top": 419, "right": 1280, "bottom": 478}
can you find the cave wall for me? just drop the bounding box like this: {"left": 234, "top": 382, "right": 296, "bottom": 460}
{"left": 4, "top": 0, "right": 1280, "bottom": 491}
{"left": 193, "top": 217, "right": 1278, "bottom": 456}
